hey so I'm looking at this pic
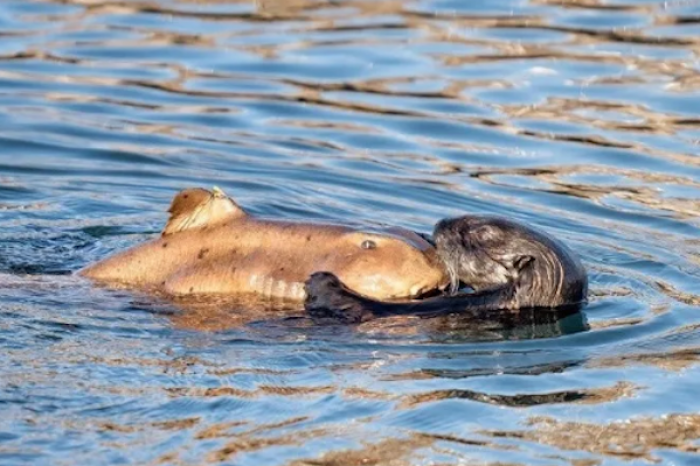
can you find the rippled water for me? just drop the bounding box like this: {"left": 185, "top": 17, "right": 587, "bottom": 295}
{"left": 2, "top": 0, "right": 700, "bottom": 464}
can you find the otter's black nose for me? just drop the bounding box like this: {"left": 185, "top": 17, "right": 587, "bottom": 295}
{"left": 433, "top": 216, "right": 472, "bottom": 248}
{"left": 433, "top": 216, "right": 475, "bottom": 238}
{"left": 433, "top": 218, "right": 455, "bottom": 236}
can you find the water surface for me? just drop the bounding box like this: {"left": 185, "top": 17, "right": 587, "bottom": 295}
{"left": 2, "top": 0, "right": 700, "bottom": 464}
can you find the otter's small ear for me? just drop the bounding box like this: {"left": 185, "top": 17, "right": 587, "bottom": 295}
{"left": 513, "top": 255, "right": 534, "bottom": 271}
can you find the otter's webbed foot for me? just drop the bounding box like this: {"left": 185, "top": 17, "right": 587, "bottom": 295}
{"left": 304, "top": 272, "right": 375, "bottom": 324}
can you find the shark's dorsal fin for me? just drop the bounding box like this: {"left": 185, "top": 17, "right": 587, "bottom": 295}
{"left": 163, "top": 187, "right": 246, "bottom": 236}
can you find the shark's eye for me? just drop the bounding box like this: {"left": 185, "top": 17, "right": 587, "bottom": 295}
{"left": 361, "top": 239, "right": 377, "bottom": 250}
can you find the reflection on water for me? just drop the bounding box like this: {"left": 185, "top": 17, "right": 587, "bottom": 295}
{"left": 2, "top": 0, "right": 700, "bottom": 464}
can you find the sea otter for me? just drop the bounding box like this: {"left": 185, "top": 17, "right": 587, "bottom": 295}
{"left": 79, "top": 187, "right": 449, "bottom": 302}
{"left": 303, "top": 215, "right": 588, "bottom": 323}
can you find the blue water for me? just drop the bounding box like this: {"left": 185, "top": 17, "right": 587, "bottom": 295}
{"left": 2, "top": 0, "right": 700, "bottom": 464}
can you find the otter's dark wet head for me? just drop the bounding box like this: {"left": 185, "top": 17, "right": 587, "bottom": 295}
{"left": 433, "top": 215, "right": 587, "bottom": 308}
{"left": 433, "top": 216, "right": 538, "bottom": 294}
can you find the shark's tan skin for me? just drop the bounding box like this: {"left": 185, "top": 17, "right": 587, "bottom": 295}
{"left": 79, "top": 188, "right": 449, "bottom": 302}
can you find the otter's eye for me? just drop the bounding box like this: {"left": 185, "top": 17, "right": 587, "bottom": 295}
{"left": 361, "top": 239, "right": 377, "bottom": 250}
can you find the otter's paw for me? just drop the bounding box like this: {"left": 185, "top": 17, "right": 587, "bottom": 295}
{"left": 304, "top": 272, "right": 370, "bottom": 325}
